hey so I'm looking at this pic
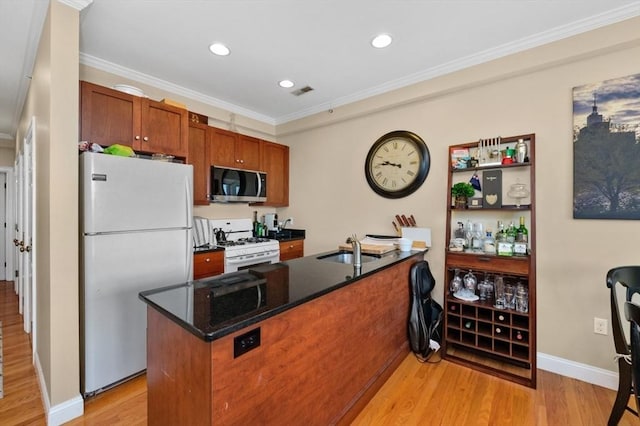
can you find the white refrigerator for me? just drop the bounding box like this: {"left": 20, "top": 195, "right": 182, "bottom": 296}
{"left": 80, "top": 152, "right": 193, "bottom": 396}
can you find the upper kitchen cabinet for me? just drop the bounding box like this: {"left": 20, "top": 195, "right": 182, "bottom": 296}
{"left": 260, "top": 141, "right": 289, "bottom": 207}
{"left": 80, "top": 81, "right": 188, "bottom": 159}
{"left": 188, "top": 118, "right": 210, "bottom": 205}
{"left": 209, "top": 127, "right": 261, "bottom": 171}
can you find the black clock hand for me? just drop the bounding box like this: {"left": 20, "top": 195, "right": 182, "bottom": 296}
{"left": 378, "top": 161, "right": 402, "bottom": 168}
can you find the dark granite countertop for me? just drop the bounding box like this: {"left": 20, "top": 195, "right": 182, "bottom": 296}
{"left": 140, "top": 248, "right": 425, "bottom": 342}
{"left": 268, "top": 228, "right": 305, "bottom": 241}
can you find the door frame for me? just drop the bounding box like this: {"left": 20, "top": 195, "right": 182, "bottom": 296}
{"left": 0, "top": 167, "right": 15, "bottom": 282}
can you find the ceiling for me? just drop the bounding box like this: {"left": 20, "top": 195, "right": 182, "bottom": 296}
{"left": 2, "top": 1, "right": 640, "bottom": 142}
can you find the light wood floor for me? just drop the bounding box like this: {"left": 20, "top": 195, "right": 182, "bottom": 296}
{"left": 0, "top": 280, "right": 637, "bottom": 425}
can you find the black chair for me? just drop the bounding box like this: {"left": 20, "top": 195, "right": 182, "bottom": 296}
{"left": 624, "top": 301, "right": 640, "bottom": 416}
{"left": 606, "top": 266, "right": 640, "bottom": 425}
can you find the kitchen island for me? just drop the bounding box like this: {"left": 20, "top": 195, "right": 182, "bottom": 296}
{"left": 140, "top": 248, "right": 425, "bottom": 425}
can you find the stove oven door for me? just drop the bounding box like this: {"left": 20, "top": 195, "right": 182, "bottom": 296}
{"left": 225, "top": 249, "right": 280, "bottom": 273}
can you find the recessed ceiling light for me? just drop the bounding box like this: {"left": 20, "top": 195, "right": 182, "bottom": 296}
{"left": 371, "top": 34, "right": 392, "bottom": 49}
{"left": 208, "top": 43, "right": 230, "bottom": 56}
{"left": 279, "top": 80, "right": 294, "bottom": 88}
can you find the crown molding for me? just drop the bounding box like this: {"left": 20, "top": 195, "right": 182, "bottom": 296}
{"left": 79, "top": 53, "right": 276, "bottom": 126}
{"left": 273, "top": 3, "right": 640, "bottom": 125}
{"left": 80, "top": 2, "right": 640, "bottom": 127}
{"left": 57, "top": 0, "right": 93, "bottom": 11}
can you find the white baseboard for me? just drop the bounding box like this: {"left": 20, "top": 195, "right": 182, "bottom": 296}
{"left": 537, "top": 352, "right": 619, "bottom": 390}
{"left": 34, "top": 353, "right": 84, "bottom": 425}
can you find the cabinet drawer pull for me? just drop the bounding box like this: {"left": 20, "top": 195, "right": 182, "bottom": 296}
{"left": 205, "top": 258, "right": 211, "bottom": 262}
{"left": 478, "top": 256, "right": 492, "bottom": 262}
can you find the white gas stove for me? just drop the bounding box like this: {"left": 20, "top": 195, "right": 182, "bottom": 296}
{"left": 209, "top": 218, "right": 280, "bottom": 272}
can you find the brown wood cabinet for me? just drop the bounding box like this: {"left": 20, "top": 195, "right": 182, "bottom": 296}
{"left": 197, "top": 126, "right": 290, "bottom": 206}
{"left": 80, "top": 81, "right": 188, "bottom": 158}
{"left": 279, "top": 239, "right": 303, "bottom": 261}
{"left": 260, "top": 141, "right": 289, "bottom": 207}
{"left": 193, "top": 251, "right": 224, "bottom": 280}
{"left": 187, "top": 121, "right": 210, "bottom": 205}
{"left": 146, "top": 256, "right": 416, "bottom": 425}
{"left": 209, "top": 127, "right": 261, "bottom": 170}
{"left": 443, "top": 133, "right": 536, "bottom": 388}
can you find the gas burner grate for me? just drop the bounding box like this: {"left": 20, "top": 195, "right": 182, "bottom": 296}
{"left": 237, "top": 237, "right": 272, "bottom": 244}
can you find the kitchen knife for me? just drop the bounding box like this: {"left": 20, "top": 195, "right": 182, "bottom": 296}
{"left": 395, "top": 215, "right": 404, "bottom": 227}
{"left": 392, "top": 222, "right": 399, "bottom": 233}
{"left": 401, "top": 215, "right": 409, "bottom": 227}
{"left": 409, "top": 215, "right": 417, "bottom": 226}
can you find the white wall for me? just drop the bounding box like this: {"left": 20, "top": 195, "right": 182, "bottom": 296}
{"left": 276, "top": 16, "right": 640, "bottom": 372}
{"left": 17, "top": 0, "right": 81, "bottom": 417}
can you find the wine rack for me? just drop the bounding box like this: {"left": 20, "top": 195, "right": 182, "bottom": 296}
{"left": 443, "top": 134, "right": 536, "bottom": 388}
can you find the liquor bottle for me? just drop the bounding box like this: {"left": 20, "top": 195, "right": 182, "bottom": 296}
{"left": 454, "top": 222, "right": 465, "bottom": 239}
{"left": 253, "top": 211, "right": 260, "bottom": 237}
{"left": 495, "top": 221, "right": 504, "bottom": 242}
{"left": 506, "top": 221, "right": 517, "bottom": 243}
{"left": 497, "top": 221, "right": 513, "bottom": 256}
{"left": 514, "top": 216, "right": 528, "bottom": 256}
{"left": 483, "top": 230, "right": 496, "bottom": 254}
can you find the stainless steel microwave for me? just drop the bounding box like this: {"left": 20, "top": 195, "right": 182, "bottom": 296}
{"left": 210, "top": 165, "right": 267, "bottom": 203}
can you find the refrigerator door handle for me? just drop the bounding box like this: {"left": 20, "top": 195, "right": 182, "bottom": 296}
{"left": 186, "top": 229, "right": 193, "bottom": 281}
{"left": 184, "top": 174, "right": 193, "bottom": 229}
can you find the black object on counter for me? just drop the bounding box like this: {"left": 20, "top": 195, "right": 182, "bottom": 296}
{"left": 140, "top": 249, "right": 423, "bottom": 341}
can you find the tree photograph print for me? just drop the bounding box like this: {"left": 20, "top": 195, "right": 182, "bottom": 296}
{"left": 573, "top": 72, "right": 640, "bottom": 219}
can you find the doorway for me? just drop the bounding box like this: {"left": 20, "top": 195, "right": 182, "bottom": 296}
{"left": 13, "top": 117, "right": 35, "bottom": 354}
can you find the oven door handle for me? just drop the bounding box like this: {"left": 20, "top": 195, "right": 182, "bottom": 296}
{"left": 256, "top": 284, "right": 262, "bottom": 309}
{"left": 225, "top": 252, "right": 279, "bottom": 264}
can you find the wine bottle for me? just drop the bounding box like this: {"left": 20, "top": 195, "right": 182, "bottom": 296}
{"left": 516, "top": 216, "right": 528, "bottom": 243}
{"left": 252, "top": 211, "right": 260, "bottom": 237}
{"left": 497, "top": 221, "right": 513, "bottom": 256}
{"left": 514, "top": 216, "right": 528, "bottom": 256}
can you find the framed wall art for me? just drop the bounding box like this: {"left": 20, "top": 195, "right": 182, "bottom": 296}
{"left": 573, "top": 73, "right": 640, "bottom": 219}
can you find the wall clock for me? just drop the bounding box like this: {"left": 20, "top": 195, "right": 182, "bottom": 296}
{"left": 364, "top": 130, "right": 430, "bottom": 199}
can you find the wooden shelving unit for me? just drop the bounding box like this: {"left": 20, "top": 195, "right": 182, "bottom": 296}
{"left": 443, "top": 133, "right": 536, "bottom": 388}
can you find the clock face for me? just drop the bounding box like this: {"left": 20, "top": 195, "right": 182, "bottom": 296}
{"left": 365, "top": 131, "right": 430, "bottom": 199}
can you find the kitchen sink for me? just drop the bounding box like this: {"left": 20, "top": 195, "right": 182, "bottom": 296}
{"left": 317, "top": 251, "right": 380, "bottom": 264}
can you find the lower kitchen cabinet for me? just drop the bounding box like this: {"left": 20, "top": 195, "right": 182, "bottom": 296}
{"left": 279, "top": 239, "right": 304, "bottom": 261}
{"left": 193, "top": 251, "right": 224, "bottom": 279}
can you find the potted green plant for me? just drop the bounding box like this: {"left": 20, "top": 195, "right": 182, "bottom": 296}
{"left": 451, "top": 182, "right": 475, "bottom": 209}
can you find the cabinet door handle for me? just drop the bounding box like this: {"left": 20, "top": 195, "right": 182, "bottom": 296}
{"left": 143, "top": 136, "right": 149, "bottom": 142}
{"left": 478, "top": 256, "right": 492, "bottom": 262}
{"left": 135, "top": 135, "right": 140, "bottom": 140}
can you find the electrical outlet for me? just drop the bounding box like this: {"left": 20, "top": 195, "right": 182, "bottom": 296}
{"left": 594, "top": 317, "right": 608, "bottom": 335}
{"left": 287, "top": 217, "right": 294, "bottom": 226}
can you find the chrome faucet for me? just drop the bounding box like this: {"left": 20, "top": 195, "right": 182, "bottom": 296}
{"left": 351, "top": 233, "right": 362, "bottom": 268}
